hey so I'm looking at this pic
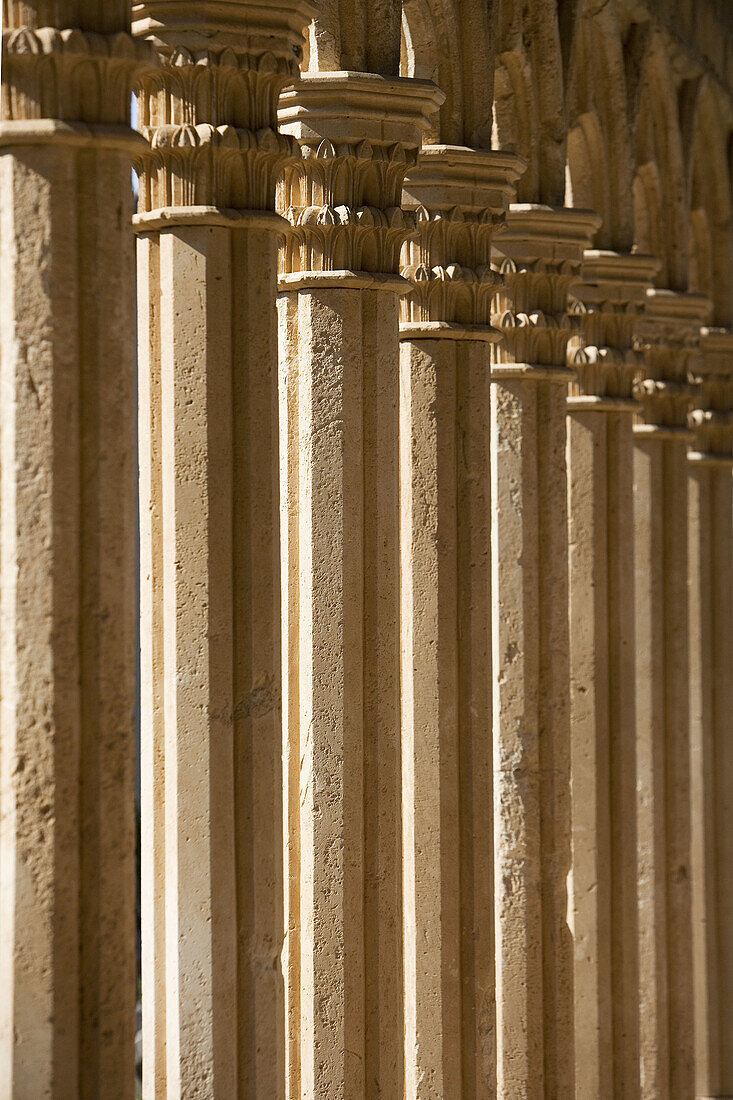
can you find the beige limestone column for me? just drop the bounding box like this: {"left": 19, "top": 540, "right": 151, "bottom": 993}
{"left": 632, "top": 289, "right": 712, "bottom": 1100}
{"left": 0, "top": 7, "right": 150, "bottom": 1098}
{"left": 490, "top": 204, "right": 601, "bottom": 1100}
{"left": 688, "top": 328, "right": 733, "bottom": 1100}
{"left": 398, "top": 145, "right": 524, "bottom": 1100}
{"left": 133, "top": 4, "right": 313, "bottom": 1097}
{"left": 277, "top": 72, "right": 443, "bottom": 1099}
{"left": 565, "top": 252, "right": 660, "bottom": 1100}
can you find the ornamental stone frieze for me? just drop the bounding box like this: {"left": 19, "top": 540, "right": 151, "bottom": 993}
{"left": 633, "top": 290, "right": 713, "bottom": 433}
{"left": 278, "top": 72, "right": 445, "bottom": 278}
{"left": 689, "top": 327, "right": 733, "bottom": 463}
{"left": 400, "top": 145, "right": 525, "bottom": 329}
{"left": 567, "top": 250, "right": 661, "bottom": 405}
{"left": 491, "top": 204, "right": 603, "bottom": 373}
{"left": 133, "top": 0, "right": 315, "bottom": 218}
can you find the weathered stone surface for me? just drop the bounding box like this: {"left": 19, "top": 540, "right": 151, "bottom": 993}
{"left": 0, "top": 3, "right": 147, "bottom": 1097}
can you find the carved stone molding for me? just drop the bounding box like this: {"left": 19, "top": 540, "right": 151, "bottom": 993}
{"left": 688, "top": 327, "right": 733, "bottom": 464}
{"left": 2, "top": 25, "right": 155, "bottom": 125}
{"left": 400, "top": 145, "right": 525, "bottom": 328}
{"left": 633, "top": 290, "right": 713, "bottom": 434}
{"left": 567, "top": 251, "right": 661, "bottom": 406}
{"left": 133, "top": 0, "right": 314, "bottom": 215}
{"left": 278, "top": 72, "right": 444, "bottom": 277}
{"left": 491, "top": 204, "right": 602, "bottom": 375}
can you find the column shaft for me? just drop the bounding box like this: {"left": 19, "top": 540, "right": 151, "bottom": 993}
{"left": 490, "top": 204, "right": 600, "bottom": 1100}
{"left": 688, "top": 329, "right": 733, "bottom": 1099}
{"left": 0, "top": 12, "right": 148, "bottom": 1097}
{"left": 398, "top": 145, "right": 522, "bottom": 1100}
{"left": 566, "top": 252, "right": 659, "bottom": 1100}
{"left": 134, "top": 5, "right": 313, "bottom": 1095}
{"left": 400, "top": 335, "right": 492, "bottom": 1099}
{"left": 278, "top": 72, "right": 443, "bottom": 1099}
{"left": 633, "top": 290, "right": 712, "bottom": 1100}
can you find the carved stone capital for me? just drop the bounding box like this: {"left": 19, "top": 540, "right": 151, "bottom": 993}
{"left": 567, "top": 251, "right": 661, "bottom": 403}
{"left": 278, "top": 72, "right": 444, "bottom": 276}
{"left": 633, "top": 290, "right": 712, "bottom": 431}
{"left": 133, "top": 0, "right": 314, "bottom": 215}
{"left": 2, "top": 25, "right": 156, "bottom": 125}
{"left": 688, "top": 328, "right": 733, "bottom": 463}
{"left": 491, "top": 205, "right": 601, "bottom": 375}
{"left": 399, "top": 145, "right": 525, "bottom": 327}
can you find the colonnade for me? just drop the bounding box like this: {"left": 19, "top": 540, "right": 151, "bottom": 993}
{"left": 1, "top": 1, "right": 732, "bottom": 1098}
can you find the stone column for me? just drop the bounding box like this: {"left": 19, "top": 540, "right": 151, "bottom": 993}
{"left": 565, "top": 252, "right": 660, "bottom": 1100}
{"left": 133, "top": 4, "right": 313, "bottom": 1097}
{"left": 489, "top": 204, "right": 600, "bottom": 1099}
{"left": 397, "top": 145, "right": 523, "bottom": 1099}
{"left": 277, "top": 72, "right": 443, "bottom": 1099}
{"left": 0, "top": 7, "right": 149, "bottom": 1098}
{"left": 632, "top": 289, "right": 712, "bottom": 1100}
{"left": 688, "top": 328, "right": 733, "bottom": 1100}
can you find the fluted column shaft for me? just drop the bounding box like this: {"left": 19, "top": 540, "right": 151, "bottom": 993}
{"left": 0, "top": 7, "right": 149, "bottom": 1098}
{"left": 133, "top": 4, "right": 313, "bottom": 1097}
{"left": 632, "top": 289, "right": 712, "bottom": 1100}
{"left": 398, "top": 145, "right": 523, "bottom": 1100}
{"left": 565, "top": 251, "right": 660, "bottom": 1100}
{"left": 278, "top": 72, "right": 443, "bottom": 1099}
{"left": 490, "top": 204, "right": 600, "bottom": 1100}
{"left": 688, "top": 328, "right": 733, "bottom": 1100}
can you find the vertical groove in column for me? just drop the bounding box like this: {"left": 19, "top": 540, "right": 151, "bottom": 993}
{"left": 137, "top": 230, "right": 167, "bottom": 1100}
{"left": 688, "top": 328, "right": 733, "bottom": 1100}
{"left": 633, "top": 289, "right": 712, "bottom": 1100}
{"left": 398, "top": 145, "right": 523, "bottom": 1099}
{"left": 1, "top": 6, "right": 150, "bottom": 1095}
{"left": 278, "top": 289, "right": 302, "bottom": 1100}
{"left": 456, "top": 339, "right": 495, "bottom": 1098}
{"left": 278, "top": 72, "right": 443, "bottom": 1098}
{"left": 362, "top": 286, "right": 404, "bottom": 1097}
{"left": 231, "top": 227, "right": 285, "bottom": 1099}
{"left": 295, "top": 287, "right": 367, "bottom": 1098}
{"left": 134, "top": 6, "right": 313, "bottom": 1095}
{"left": 159, "top": 227, "right": 238, "bottom": 1098}
{"left": 400, "top": 336, "right": 462, "bottom": 1100}
{"left": 566, "top": 251, "right": 659, "bottom": 1100}
{"left": 490, "top": 204, "right": 600, "bottom": 1100}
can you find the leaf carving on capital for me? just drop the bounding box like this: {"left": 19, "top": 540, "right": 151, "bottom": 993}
{"left": 567, "top": 291, "right": 650, "bottom": 401}
{"left": 633, "top": 300, "right": 711, "bottom": 428}
{"left": 489, "top": 260, "right": 585, "bottom": 369}
{"left": 399, "top": 204, "right": 506, "bottom": 325}
{"left": 689, "top": 331, "right": 733, "bottom": 456}
{"left": 136, "top": 122, "right": 298, "bottom": 213}
{"left": 2, "top": 26, "right": 156, "bottom": 123}
{"left": 279, "top": 141, "right": 422, "bottom": 275}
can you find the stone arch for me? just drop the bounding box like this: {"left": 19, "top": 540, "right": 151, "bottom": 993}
{"left": 493, "top": 0, "right": 565, "bottom": 204}
{"left": 401, "top": 0, "right": 495, "bottom": 148}
{"left": 632, "top": 35, "right": 687, "bottom": 289}
{"left": 307, "top": 0, "right": 402, "bottom": 76}
{"left": 688, "top": 78, "right": 732, "bottom": 324}
{"left": 493, "top": 48, "right": 538, "bottom": 202}
{"left": 565, "top": 0, "right": 634, "bottom": 250}
{"left": 566, "top": 111, "right": 610, "bottom": 237}
{"left": 401, "top": 0, "right": 460, "bottom": 144}
{"left": 633, "top": 159, "right": 664, "bottom": 268}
